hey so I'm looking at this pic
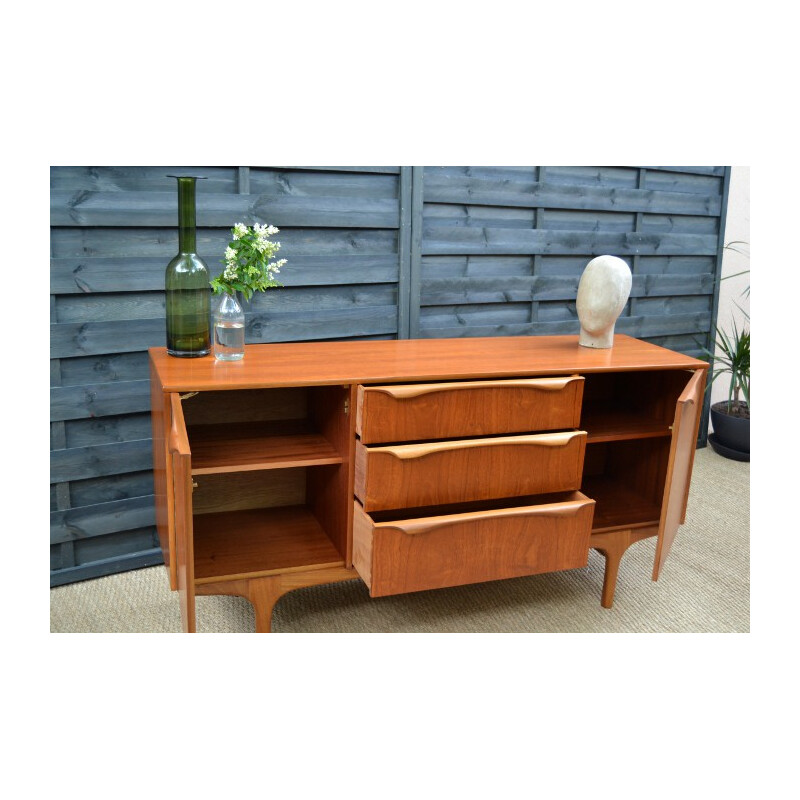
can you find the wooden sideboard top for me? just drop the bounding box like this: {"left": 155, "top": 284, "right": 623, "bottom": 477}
{"left": 149, "top": 334, "right": 708, "bottom": 392}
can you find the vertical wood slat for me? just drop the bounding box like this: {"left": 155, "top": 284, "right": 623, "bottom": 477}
{"left": 397, "top": 167, "right": 413, "bottom": 339}
{"left": 52, "top": 285, "right": 75, "bottom": 569}
{"left": 531, "top": 166, "right": 546, "bottom": 325}
{"left": 629, "top": 168, "right": 646, "bottom": 319}
{"left": 408, "top": 166, "right": 424, "bottom": 338}
{"left": 238, "top": 167, "right": 250, "bottom": 195}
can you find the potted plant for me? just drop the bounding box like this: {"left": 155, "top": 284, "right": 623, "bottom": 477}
{"left": 704, "top": 318, "right": 750, "bottom": 461}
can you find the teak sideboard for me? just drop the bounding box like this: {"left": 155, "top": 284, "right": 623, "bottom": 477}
{"left": 149, "top": 334, "right": 708, "bottom": 633}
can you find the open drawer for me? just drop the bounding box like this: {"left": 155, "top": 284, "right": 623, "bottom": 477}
{"left": 355, "top": 430, "right": 587, "bottom": 512}
{"left": 352, "top": 492, "right": 595, "bottom": 597}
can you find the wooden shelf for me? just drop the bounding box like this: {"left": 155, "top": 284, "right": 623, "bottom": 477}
{"left": 192, "top": 505, "right": 345, "bottom": 584}
{"left": 187, "top": 421, "right": 343, "bottom": 475}
{"left": 582, "top": 410, "right": 672, "bottom": 443}
{"left": 582, "top": 475, "right": 661, "bottom": 533}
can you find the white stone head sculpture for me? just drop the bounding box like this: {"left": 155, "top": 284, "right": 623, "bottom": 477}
{"left": 576, "top": 255, "right": 632, "bottom": 348}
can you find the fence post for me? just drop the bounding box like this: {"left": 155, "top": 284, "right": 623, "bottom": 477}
{"left": 408, "top": 166, "right": 424, "bottom": 339}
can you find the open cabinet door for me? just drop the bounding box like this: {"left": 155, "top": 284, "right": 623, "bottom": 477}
{"left": 169, "top": 394, "right": 196, "bottom": 633}
{"left": 653, "top": 369, "right": 707, "bottom": 581}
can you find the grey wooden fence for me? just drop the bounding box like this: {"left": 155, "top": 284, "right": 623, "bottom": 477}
{"left": 50, "top": 165, "right": 730, "bottom": 586}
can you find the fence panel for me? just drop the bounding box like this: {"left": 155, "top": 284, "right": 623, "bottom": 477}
{"left": 50, "top": 165, "right": 729, "bottom": 586}
{"left": 50, "top": 166, "right": 407, "bottom": 585}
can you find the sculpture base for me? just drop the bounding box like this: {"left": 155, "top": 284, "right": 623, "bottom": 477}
{"left": 579, "top": 329, "right": 614, "bottom": 348}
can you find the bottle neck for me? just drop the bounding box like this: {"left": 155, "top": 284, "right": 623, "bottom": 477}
{"left": 176, "top": 178, "right": 197, "bottom": 253}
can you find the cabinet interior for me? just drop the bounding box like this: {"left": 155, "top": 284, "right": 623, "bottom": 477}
{"left": 581, "top": 370, "right": 690, "bottom": 442}
{"left": 582, "top": 438, "right": 670, "bottom": 532}
{"left": 578, "top": 370, "right": 690, "bottom": 532}
{"left": 181, "top": 386, "right": 351, "bottom": 583}
{"left": 176, "top": 369, "right": 691, "bottom": 581}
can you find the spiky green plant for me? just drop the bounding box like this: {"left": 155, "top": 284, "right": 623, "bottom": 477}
{"left": 703, "top": 319, "right": 750, "bottom": 415}
{"left": 722, "top": 240, "right": 750, "bottom": 318}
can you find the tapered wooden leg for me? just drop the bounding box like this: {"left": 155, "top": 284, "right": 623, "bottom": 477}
{"left": 195, "top": 567, "right": 357, "bottom": 632}
{"left": 595, "top": 536, "right": 626, "bottom": 608}
{"left": 591, "top": 527, "right": 658, "bottom": 609}
{"left": 245, "top": 576, "right": 284, "bottom": 633}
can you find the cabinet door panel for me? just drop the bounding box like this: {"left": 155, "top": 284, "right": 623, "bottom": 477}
{"left": 653, "top": 369, "right": 706, "bottom": 580}
{"left": 169, "top": 394, "right": 196, "bottom": 633}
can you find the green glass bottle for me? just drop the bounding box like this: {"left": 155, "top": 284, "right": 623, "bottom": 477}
{"left": 165, "top": 175, "right": 211, "bottom": 357}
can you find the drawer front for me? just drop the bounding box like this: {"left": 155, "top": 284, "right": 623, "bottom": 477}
{"left": 356, "top": 377, "right": 584, "bottom": 444}
{"left": 353, "top": 493, "right": 595, "bottom": 597}
{"left": 354, "top": 431, "right": 587, "bottom": 512}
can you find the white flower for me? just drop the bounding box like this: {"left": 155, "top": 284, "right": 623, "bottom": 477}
{"left": 223, "top": 263, "right": 238, "bottom": 280}
{"left": 255, "top": 238, "right": 280, "bottom": 256}
{"left": 217, "top": 221, "right": 286, "bottom": 292}
{"left": 268, "top": 258, "right": 287, "bottom": 275}
{"left": 253, "top": 223, "right": 280, "bottom": 239}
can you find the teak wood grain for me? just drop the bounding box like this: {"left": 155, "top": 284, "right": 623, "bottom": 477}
{"left": 169, "top": 394, "right": 195, "bottom": 633}
{"left": 353, "top": 493, "right": 595, "bottom": 597}
{"left": 580, "top": 370, "right": 691, "bottom": 443}
{"left": 581, "top": 474, "right": 662, "bottom": 533}
{"left": 181, "top": 387, "right": 308, "bottom": 426}
{"left": 307, "top": 384, "right": 357, "bottom": 567}
{"left": 582, "top": 437, "right": 671, "bottom": 531}
{"left": 149, "top": 359, "right": 173, "bottom": 588}
{"left": 591, "top": 526, "right": 659, "bottom": 608}
{"left": 354, "top": 431, "right": 587, "bottom": 512}
{"left": 191, "top": 469, "right": 307, "bottom": 515}
{"left": 187, "top": 423, "right": 342, "bottom": 474}
{"left": 195, "top": 566, "right": 358, "bottom": 633}
{"left": 653, "top": 368, "right": 706, "bottom": 580}
{"left": 356, "top": 376, "right": 584, "bottom": 444}
{"left": 149, "top": 335, "right": 708, "bottom": 392}
{"left": 148, "top": 336, "right": 709, "bottom": 632}
{"left": 192, "top": 505, "right": 344, "bottom": 584}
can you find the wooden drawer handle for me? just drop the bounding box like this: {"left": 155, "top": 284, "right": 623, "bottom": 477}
{"left": 169, "top": 425, "right": 191, "bottom": 456}
{"left": 371, "top": 431, "right": 585, "bottom": 460}
{"left": 370, "top": 377, "right": 581, "bottom": 400}
{"left": 380, "top": 499, "right": 594, "bottom": 536}
{"left": 169, "top": 396, "right": 191, "bottom": 456}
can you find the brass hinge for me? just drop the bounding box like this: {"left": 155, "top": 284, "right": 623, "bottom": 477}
{"left": 192, "top": 480, "right": 198, "bottom": 491}
{"left": 344, "top": 398, "right": 350, "bottom": 415}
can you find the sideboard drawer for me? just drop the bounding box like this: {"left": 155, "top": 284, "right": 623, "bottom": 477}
{"left": 354, "top": 431, "right": 587, "bottom": 512}
{"left": 353, "top": 493, "right": 595, "bottom": 597}
{"left": 356, "top": 377, "right": 584, "bottom": 444}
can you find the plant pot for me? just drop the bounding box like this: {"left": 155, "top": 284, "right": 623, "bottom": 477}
{"left": 709, "top": 401, "right": 749, "bottom": 461}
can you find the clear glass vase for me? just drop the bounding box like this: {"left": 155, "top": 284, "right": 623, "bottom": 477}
{"left": 214, "top": 292, "right": 245, "bottom": 361}
{"left": 165, "top": 175, "right": 211, "bottom": 357}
